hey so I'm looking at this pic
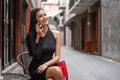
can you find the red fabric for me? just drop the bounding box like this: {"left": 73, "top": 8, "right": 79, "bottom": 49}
{"left": 57, "top": 60, "right": 68, "bottom": 78}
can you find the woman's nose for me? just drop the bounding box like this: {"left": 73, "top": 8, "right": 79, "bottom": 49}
{"left": 43, "top": 16, "right": 47, "bottom": 19}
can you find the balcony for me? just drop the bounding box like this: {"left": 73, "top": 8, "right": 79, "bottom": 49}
{"left": 69, "top": 0, "right": 99, "bottom": 14}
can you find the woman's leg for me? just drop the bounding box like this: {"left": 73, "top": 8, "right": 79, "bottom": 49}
{"left": 46, "top": 66, "right": 63, "bottom": 80}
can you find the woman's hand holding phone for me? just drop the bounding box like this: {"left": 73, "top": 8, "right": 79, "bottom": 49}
{"left": 35, "top": 23, "right": 44, "bottom": 37}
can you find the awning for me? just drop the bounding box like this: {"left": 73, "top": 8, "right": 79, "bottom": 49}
{"left": 63, "top": 14, "right": 77, "bottom": 26}
{"left": 69, "top": 0, "right": 99, "bottom": 14}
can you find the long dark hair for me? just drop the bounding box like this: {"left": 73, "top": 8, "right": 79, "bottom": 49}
{"left": 29, "top": 8, "right": 44, "bottom": 33}
{"left": 26, "top": 8, "right": 44, "bottom": 55}
{"left": 26, "top": 8, "right": 44, "bottom": 44}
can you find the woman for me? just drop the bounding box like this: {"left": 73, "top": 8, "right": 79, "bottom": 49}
{"left": 26, "top": 8, "right": 63, "bottom": 80}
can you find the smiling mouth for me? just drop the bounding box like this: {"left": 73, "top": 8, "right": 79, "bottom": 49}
{"left": 42, "top": 21, "right": 48, "bottom": 25}
{"left": 44, "top": 20, "right": 48, "bottom": 23}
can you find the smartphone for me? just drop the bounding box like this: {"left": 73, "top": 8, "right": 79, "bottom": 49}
{"left": 39, "top": 24, "right": 42, "bottom": 29}
{"left": 34, "top": 20, "right": 42, "bottom": 29}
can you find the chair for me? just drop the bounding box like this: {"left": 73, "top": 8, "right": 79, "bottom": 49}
{"left": 17, "top": 52, "right": 68, "bottom": 80}
{"left": 17, "top": 52, "right": 32, "bottom": 75}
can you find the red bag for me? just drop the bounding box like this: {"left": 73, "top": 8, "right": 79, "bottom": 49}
{"left": 57, "top": 60, "right": 68, "bottom": 78}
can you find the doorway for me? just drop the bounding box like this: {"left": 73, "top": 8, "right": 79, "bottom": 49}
{"left": 81, "top": 4, "right": 101, "bottom": 55}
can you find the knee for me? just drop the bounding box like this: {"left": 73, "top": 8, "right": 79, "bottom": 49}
{"left": 53, "top": 67, "right": 62, "bottom": 74}
{"left": 46, "top": 66, "right": 63, "bottom": 79}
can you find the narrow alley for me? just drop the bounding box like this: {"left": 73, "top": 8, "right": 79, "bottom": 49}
{"left": 1, "top": 0, "right": 120, "bottom": 80}
{"left": 60, "top": 46, "right": 120, "bottom": 80}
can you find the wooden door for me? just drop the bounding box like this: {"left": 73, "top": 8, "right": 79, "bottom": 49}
{"left": 71, "top": 22, "right": 75, "bottom": 47}
{"left": 92, "top": 7, "right": 101, "bottom": 55}
{"left": 81, "top": 16, "right": 86, "bottom": 50}
{"left": 84, "top": 13, "right": 93, "bottom": 52}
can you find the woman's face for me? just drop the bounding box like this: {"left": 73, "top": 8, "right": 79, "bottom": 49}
{"left": 35, "top": 10, "right": 48, "bottom": 26}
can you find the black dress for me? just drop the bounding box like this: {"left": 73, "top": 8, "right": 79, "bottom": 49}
{"left": 27, "top": 27, "right": 56, "bottom": 80}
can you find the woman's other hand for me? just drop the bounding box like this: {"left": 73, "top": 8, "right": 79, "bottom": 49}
{"left": 37, "top": 64, "right": 48, "bottom": 73}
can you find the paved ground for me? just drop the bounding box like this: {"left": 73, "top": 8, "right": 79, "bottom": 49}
{"left": 16, "top": 46, "right": 120, "bottom": 80}
{"left": 60, "top": 46, "right": 120, "bottom": 80}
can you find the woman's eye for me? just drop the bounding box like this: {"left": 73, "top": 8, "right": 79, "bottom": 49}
{"left": 39, "top": 15, "right": 42, "bottom": 17}
{"left": 39, "top": 13, "right": 47, "bottom": 18}
{"left": 44, "top": 14, "right": 47, "bottom": 16}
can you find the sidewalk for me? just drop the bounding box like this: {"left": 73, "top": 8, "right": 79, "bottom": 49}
{"left": 60, "top": 46, "right": 120, "bottom": 80}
